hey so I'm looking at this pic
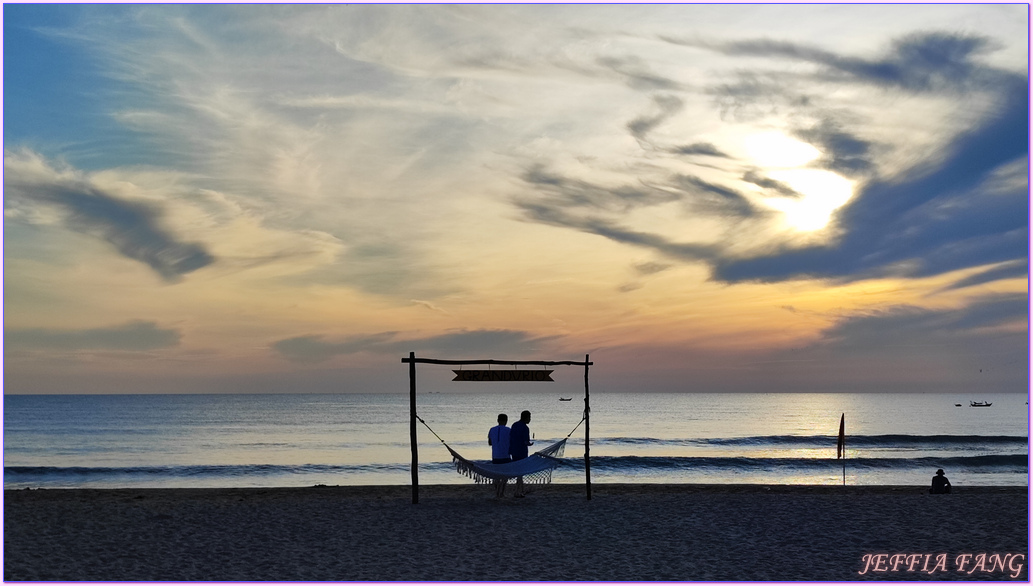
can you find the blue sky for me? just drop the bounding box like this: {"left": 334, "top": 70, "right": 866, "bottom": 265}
{"left": 5, "top": 5, "right": 151, "bottom": 169}
{"left": 3, "top": 4, "right": 1028, "bottom": 394}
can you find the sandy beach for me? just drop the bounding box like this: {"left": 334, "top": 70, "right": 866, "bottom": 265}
{"left": 4, "top": 483, "right": 1027, "bottom": 581}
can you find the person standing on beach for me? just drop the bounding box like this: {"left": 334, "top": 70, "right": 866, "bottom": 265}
{"left": 488, "top": 414, "right": 511, "bottom": 498}
{"left": 509, "top": 410, "right": 533, "bottom": 498}
{"left": 930, "top": 469, "right": 952, "bottom": 494}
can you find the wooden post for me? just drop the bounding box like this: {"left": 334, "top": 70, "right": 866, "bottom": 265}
{"left": 584, "top": 353, "right": 591, "bottom": 500}
{"left": 409, "top": 351, "right": 419, "bottom": 504}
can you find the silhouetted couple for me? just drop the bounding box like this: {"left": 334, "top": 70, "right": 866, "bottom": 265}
{"left": 487, "top": 410, "right": 533, "bottom": 498}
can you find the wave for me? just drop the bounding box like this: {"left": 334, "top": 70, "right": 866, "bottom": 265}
{"left": 567, "top": 454, "right": 1028, "bottom": 472}
{"left": 4, "top": 463, "right": 410, "bottom": 480}
{"left": 593, "top": 434, "right": 1030, "bottom": 448}
{"left": 6, "top": 453, "right": 1027, "bottom": 483}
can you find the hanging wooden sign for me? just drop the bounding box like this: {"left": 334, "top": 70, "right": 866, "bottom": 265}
{"left": 452, "top": 369, "right": 554, "bottom": 382}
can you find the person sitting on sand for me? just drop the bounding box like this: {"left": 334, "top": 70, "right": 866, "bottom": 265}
{"left": 509, "top": 410, "right": 533, "bottom": 498}
{"left": 930, "top": 469, "right": 952, "bottom": 494}
{"left": 488, "top": 414, "right": 511, "bottom": 498}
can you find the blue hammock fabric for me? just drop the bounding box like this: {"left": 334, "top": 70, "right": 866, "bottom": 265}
{"left": 447, "top": 438, "right": 568, "bottom": 485}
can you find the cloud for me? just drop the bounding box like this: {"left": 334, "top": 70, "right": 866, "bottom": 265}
{"left": 671, "top": 142, "right": 730, "bottom": 158}
{"left": 515, "top": 162, "right": 774, "bottom": 268}
{"left": 706, "top": 72, "right": 801, "bottom": 122}
{"left": 617, "top": 261, "right": 673, "bottom": 293}
{"left": 667, "top": 31, "right": 1029, "bottom": 284}
{"left": 627, "top": 94, "right": 684, "bottom": 142}
{"left": 740, "top": 292, "right": 1030, "bottom": 391}
{"left": 713, "top": 74, "right": 1028, "bottom": 283}
{"left": 514, "top": 199, "right": 720, "bottom": 264}
{"left": 272, "top": 329, "right": 558, "bottom": 363}
{"left": 410, "top": 299, "right": 452, "bottom": 315}
{"left": 674, "top": 175, "right": 759, "bottom": 218}
{"left": 685, "top": 32, "right": 998, "bottom": 93}
{"left": 741, "top": 171, "right": 801, "bottom": 198}
{"left": 4, "top": 151, "right": 215, "bottom": 282}
{"left": 271, "top": 332, "right": 399, "bottom": 363}
{"left": 511, "top": 30, "right": 1026, "bottom": 290}
{"left": 596, "top": 55, "right": 683, "bottom": 91}
{"left": 520, "top": 165, "right": 680, "bottom": 213}
{"left": 405, "top": 329, "right": 558, "bottom": 357}
{"left": 6, "top": 321, "right": 181, "bottom": 352}
{"left": 633, "top": 262, "right": 672, "bottom": 276}
{"left": 821, "top": 293, "right": 1027, "bottom": 347}
{"left": 792, "top": 118, "right": 874, "bottom": 177}
{"left": 518, "top": 162, "right": 761, "bottom": 227}
{"left": 935, "top": 260, "right": 1029, "bottom": 293}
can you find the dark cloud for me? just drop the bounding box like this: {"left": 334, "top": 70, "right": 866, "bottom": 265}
{"left": 741, "top": 170, "right": 800, "bottom": 198}
{"left": 707, "top": 72, "right": 805, "bottom": 121}
{"left": 696, "top": 32, "right": 996, "bottom": 93}
{"left": 515, "top": 164, "right": 758, "bottom": 265}
{"left": 834, "top": 33, "right": 993, "bottom": 92}
{"left": 671, "top": 142, "right": 729, "bottom": 158}
{"left": 6, "top": 321, "right": 181, "bottom": 352}
{"left": 5, "top": 167, "right": 215, "bottom": 282}
{"left": 673, "top": 175, "right": 760, "bottom": 218}
{"left": 272, "top": 329, "right": 556, "bottom": 363}
{"left": 792, "top": 118, "right": 874, "bottom": 177}
{"left": 822, "top": 293, "right": 1027, "bottom": 347}
{"left": 627, "top": 94, "right": 684, "bottom": 141}
{"left": 634, "top": 262, "right": 672, "bottom": 276}
{"left": 514, "top": 200, "right": 719, "bottom": 262}
{"left": 520, "top": 165, "right": 679, "bottom": 213}
{"left": 596, "top": 56, "right": 682, "bottom": 91}
{"left": 935, "top": 260, "right": 1028, "bottom": 293}
{"left": 519, "top": 164, "right": 759, "bottom": 223}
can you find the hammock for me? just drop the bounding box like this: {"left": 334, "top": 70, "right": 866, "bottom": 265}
{"left": 447, "top": 439, "right": 567, "bottom": 485}
{"left": 416, "top": 414, "right": 583, "bottom": 485}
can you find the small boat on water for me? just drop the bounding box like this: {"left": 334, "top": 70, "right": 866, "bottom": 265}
{"left": 969, "top": 401, "right": 993, "bottom": 407}
{"left": 954, "top": 403, "right": 962, "bottom": 407}
{"left": 559, "top": 397, "right": 572, "bottom": 401}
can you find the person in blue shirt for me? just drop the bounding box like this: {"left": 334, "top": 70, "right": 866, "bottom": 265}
{"left": 508, "top": 410, "right": 533, "bottom": 497}
{"left": 487, "top": 414, "right": 511, "bottom": 497}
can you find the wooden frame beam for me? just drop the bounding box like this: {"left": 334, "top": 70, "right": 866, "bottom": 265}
{"left": 402, "top": 358, "right": 592, "bottom": 366}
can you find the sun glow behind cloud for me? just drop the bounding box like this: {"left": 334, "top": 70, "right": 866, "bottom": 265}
{"left": 738, "top": 132, "right": 855, "bottom": 233}
{"left": 742, "top": 132, "right": 822, "bottom": 168}
{"left": 764, "top": 170, "right": 855, "bottom": 232}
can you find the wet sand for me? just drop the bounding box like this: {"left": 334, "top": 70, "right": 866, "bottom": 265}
{"left": 4, "top": 484, "right": 1028, "bottom": 581}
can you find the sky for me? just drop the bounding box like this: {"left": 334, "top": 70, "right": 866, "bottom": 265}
{"left": 3, "top": 3, "right": 1029, "bottom": 394}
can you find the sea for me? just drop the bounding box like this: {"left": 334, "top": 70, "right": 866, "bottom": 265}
{"left": 3, "top": 392, "right": 1028, "bottom": 489}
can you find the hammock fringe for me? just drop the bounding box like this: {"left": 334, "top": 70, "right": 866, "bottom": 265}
{"left": 447, "top": 438, "right": 569, "bottom": 485}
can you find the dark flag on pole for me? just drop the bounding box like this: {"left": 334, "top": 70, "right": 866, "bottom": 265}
{"left": 836, "top": 413, "right": 845, "bottom": 459}
{"left": 837, "top": 413, "right": 846, "bottom": 485}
